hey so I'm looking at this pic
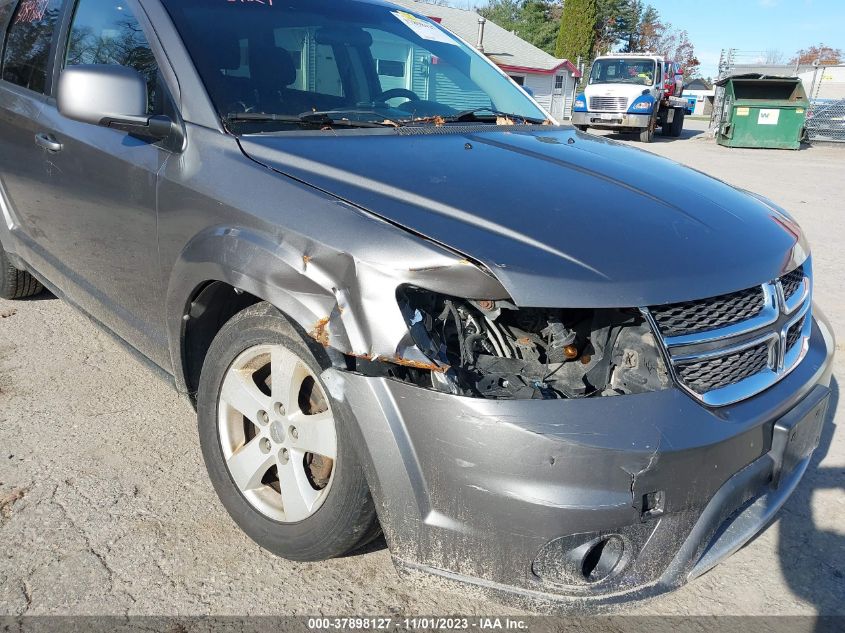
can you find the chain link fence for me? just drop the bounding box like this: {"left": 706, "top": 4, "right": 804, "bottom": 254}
{"left": 806, "top": 65, "right": 845, "bottom": 143}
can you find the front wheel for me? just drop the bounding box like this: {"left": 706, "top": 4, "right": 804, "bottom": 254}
{"left": 197, "top": 302, "right": 379, "bottom": 561}
{"left": 0, "top": 246, "right": 42, "bottom": 300}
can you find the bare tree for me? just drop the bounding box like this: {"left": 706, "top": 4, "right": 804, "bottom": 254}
{"left": 764, "top": 49, "right": 785, "bottom": 64}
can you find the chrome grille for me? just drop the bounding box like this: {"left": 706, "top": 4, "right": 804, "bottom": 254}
{"left": 786, "top": 316, "right": 805, "bottom": 351}
{"left": 589, "top": 96, "right": 628, "bottom": 112}
{"left": 781, "top": 265, "right": 804, "bottom": 301}
{"left": 646, "top": 260, "right": 812, "bottom": 407}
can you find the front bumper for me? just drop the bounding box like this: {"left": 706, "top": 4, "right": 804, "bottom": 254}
{"left": 322, "top": 309, "right": 835, "bottom": 609}
{"left": 572, "top": 111, "right": 652, "bottom": 129}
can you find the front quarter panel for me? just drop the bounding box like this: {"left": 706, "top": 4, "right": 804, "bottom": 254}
{"left": 159, "top": 124, "right": 507, "bottom": 392}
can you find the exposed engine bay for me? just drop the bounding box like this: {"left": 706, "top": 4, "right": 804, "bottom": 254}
{"left": 350, "top": 286, "right": 670, "bottom": 400}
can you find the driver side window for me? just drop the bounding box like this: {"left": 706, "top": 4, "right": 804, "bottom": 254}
{"left": 64, "top": 0, "right": 160, "bottom": 113}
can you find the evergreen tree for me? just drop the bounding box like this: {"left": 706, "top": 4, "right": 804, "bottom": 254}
{"left": 556, "top": 0, "right": 597, "bottom": 63}
{"left": 477, "top": 0, "right": 523, "bottom": 34}
{"left": 520, "top": 0, "right": 563, "bottom": 54}
{"left": 593, "top": 0, "right": 626, "bottom": 55}
{"left": 480, "top": 0, "right": 562, "bottom": 56}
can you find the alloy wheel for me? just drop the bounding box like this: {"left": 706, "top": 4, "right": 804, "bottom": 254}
{"left": 217, "top": 344, "right": 337, "bottom": 522}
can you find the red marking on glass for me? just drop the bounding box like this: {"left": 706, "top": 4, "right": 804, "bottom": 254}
{"left": 14, "top": 0, "right": 49, "bottom": 23}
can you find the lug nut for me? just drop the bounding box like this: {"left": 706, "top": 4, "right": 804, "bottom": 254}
{"left": 259, "top": 438, "right": 272, "bottom": 454}
{"left": 274, "top": 402, "right": 285, "bottom": 416}
{"left": 278, "top": 447, "right": 290, "bottom": 464}
{"left": 258, "top": 410, "right": 270, "bottom": 425}
{"left": 289, "top": 426, "right": 299, "bottom": 440}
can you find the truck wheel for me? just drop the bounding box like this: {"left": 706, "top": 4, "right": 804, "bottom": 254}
{"left": 670, "top": 108, "right": 685, "bottom": 137}
{"left": 0, "top": 246, "right": 43, "bottom": 300}
{"left": 196, "top": 302, "right": 380, "bottom": 561}
{"left": 639, "top": 126, "right": 654, "bottom": 143}
{"left": 575, "top": 125, "right": 589, "bottom": 132}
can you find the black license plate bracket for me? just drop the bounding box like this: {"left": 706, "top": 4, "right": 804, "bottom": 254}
{"left": 770, "top": 385, "right": 829, "bottom": 488}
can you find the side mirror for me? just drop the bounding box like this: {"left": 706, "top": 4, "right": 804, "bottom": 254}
{"left": 57, "top": 65, "right": 172, "bottom": 139}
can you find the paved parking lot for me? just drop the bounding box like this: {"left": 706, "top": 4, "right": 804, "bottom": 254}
{"left": 1, "top": 120, "right": 844, "bottom": 617}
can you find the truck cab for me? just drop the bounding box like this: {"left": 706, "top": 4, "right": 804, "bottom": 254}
{"left": 572, "top": 54, "right": 687, "bottom": 142}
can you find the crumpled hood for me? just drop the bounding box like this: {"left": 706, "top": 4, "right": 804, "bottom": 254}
{"left": 239, "top": 126, "right": 805, "bottom": 308}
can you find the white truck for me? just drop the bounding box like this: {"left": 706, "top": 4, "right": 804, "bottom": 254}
{"left": 571, "top": 54, "right": 688, "bottom": 142}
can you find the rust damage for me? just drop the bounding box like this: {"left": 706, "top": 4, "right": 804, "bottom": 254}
{"left": 348, "top": 351, "right": 447, "bottom": 373}
{"left": 310, "top": 317, "right": 331, "bottom": 347}
{"left": 383, "top": 356, "right": 448, "bottom": 373}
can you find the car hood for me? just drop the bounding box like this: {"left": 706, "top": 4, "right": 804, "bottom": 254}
{"left": 239, "top": 126, "right": 806, "bottom": 308}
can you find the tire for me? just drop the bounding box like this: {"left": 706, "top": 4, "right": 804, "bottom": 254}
{"left": 639, "top": 125, "right": 654, "bottom": 143}
{"left": 0, "top": 246, "right": 42, "bottom": 300}
{"left": 197, "top": 302, "right": 379, "bottom": 561}
{"left": 575, "top": 125, "right": 589, "bottom": 132}
{"left": 670, "top": 108, "right": 685, "bottom": 137}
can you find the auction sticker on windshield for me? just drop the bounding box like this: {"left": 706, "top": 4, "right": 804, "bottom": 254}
{"left": 392, "top": 11, "right": 456, "bottom": 45}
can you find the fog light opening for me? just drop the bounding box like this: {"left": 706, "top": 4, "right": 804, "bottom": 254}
{"left": 581, "top": 536, "right": 624, "bottom": 583}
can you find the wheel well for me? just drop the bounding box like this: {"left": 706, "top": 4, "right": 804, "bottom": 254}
{"left": 182, "top": 281, "right": 262, "bottom": 401}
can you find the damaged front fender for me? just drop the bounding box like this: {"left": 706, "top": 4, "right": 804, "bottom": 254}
{"left": 165, "top": 219, "right": 509, "bottom": 392}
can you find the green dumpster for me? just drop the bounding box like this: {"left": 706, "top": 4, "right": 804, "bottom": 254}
{"left": 715, "top": 74, "right": 808, "bottom": 149}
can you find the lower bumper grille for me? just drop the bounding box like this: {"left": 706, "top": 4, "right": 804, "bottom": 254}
{"left": 647, "top": 260, "right": 813, "bottom": 406}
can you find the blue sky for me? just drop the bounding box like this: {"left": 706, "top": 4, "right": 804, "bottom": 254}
{"left": 644, "top": 0, "right": 845, "bottom": 78}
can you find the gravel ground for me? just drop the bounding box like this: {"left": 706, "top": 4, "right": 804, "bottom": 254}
{"left": 1, "top": 120, "right": 843, "bottom": 618}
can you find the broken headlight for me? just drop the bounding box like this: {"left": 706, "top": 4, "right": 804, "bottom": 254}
{"left": 396, "top": 286, "right": 670, "bottom": 400}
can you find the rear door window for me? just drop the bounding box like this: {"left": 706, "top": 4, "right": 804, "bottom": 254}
{"left": 1, "top": 0, "right": 64, "bottom": 93}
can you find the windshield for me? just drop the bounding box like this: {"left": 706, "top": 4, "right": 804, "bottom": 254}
{"left": 160, "top": 0, "right": 547, "bottom": 131}
{"left": 589, "top": 59, "right": 657, "bottom": 87}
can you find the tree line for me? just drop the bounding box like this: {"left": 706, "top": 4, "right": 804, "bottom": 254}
{"left": 475, "top": 0, "right": 700, "bottom": 79}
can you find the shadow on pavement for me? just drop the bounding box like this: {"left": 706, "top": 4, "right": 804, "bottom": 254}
{"left": 21, "top": 289, "right": 57, "bottom": 302}
{"left": 590, "top": 126, "right": 706, "bottom": 144}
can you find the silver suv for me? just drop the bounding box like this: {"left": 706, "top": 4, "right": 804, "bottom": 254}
{"left": 0, "top": 0, "right": 835, "bottom": 608}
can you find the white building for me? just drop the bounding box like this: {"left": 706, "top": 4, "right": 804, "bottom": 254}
{"left": 683, "top": 78, "right": 715, "bottom": 117}
{"left": 389, "top": 0, "right": 581, "bottom": 120}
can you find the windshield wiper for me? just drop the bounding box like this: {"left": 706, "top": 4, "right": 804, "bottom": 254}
{"left": 224, "top": 111, "right": 398, "bottom": 129}
{"left": 403, "top": 108, "right": 548, "bottom": 125}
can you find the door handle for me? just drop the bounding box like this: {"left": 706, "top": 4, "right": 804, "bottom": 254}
{"left": 34, "top": 133, "right": 63, "bottom": 153}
